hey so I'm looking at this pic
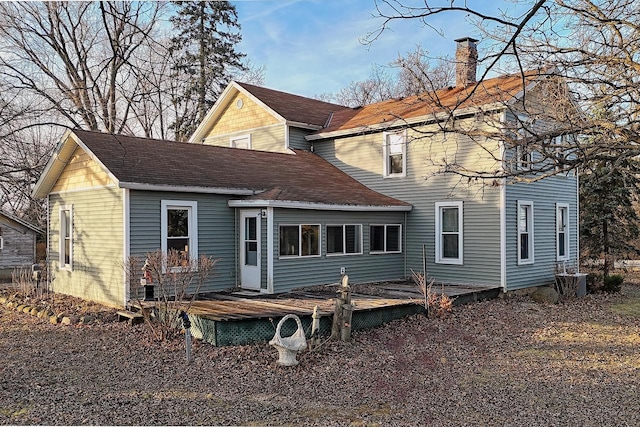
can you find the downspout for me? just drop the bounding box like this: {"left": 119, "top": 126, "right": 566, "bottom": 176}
{"left": 404, "top": 211, "right": 408, "bottom": 279}
{"left": 234, "top": 208, "right": 239, "bottom": 288}
{"left": 122, "top": 188, "right": 130, "bottom": 308}
{"left": 267, "top": 207, "right": 274, "bottom": 293}
{"left": 499, "top": 111, "right": 507, "bottom": 291}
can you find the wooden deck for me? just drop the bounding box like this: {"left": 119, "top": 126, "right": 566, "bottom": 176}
{"left": 132, "top": 283, "right": 501, "bottom": 346}
{"left": 136, "top": 282, "right": 501, "bottom": 322}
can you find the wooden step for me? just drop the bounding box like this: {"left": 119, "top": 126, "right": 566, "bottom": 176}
{"left": 116, "top": 310, "right": 144, "bottom": 325}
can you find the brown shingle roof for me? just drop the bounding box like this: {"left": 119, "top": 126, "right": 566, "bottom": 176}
{"left": 317, "top": 70, "right": 542, "bottom": 134}
{"left": 236, "top": 82, "right": 345, "bottom": 127}
{"left": 73, "top": 129, "right": 409, "bottom": 209}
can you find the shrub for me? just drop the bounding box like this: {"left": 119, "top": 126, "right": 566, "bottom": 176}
{"left": 602, "top": 274, "right": 624, "bottom": 293}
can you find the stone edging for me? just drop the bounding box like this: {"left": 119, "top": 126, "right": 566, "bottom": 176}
{"left": 0, "top": 295, "right": 96, "bottom": 325}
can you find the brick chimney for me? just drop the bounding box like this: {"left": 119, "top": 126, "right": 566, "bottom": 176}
{"left": 455, "top": 37, "right": 478, "bottom": 88}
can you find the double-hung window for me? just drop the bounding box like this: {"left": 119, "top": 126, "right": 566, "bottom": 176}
{"left": 327, "top": 225, "right": 362, "bottom": 255}
{"left": 517, "top": 201, "right": 534, "bottom": 265}
{"left": 556, "top": 203, "right": 569, "bottom": 261}
{"left": 369, "top": 224, "right": 401, "bottom": 254}
{"left": 279, "top": 224, "right": 320, "bottom": 257}
{"left": 59, "top": 205, "right": 73, "bottom": 270}
{"left": 435, "top": 201, "right": 463, "bottom": 264}
{"left": 161, "top": 200, "right": 198, "bottom": 270}
{"left": 514, "top": 114, "right": 533, "bottom": 171}
{"left": 383, "top": 131, "right": 407, "bottom": 178}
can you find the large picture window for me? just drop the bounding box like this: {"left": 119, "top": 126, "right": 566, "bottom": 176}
{"left": 161, "top": 200, "right": 198, "bottom": 269}
{"left": 327, "top": 225, "right": 362, "bottom": 255}
{"left": 435, "top": 201, "right": 463, "bottom": 264}
{"left": 556, "top": 203, "right": 569, "bottom": 261}
{"left": 279, "top": 224, "right": 320, "bottom": 257}
{"left": 518, "top": 201, "right": 534, "bottom": 265}
{"left": 59, "top": 205, "right": 73, "bottom": 270}
{"left": 369, "top": 224, "right": 401, "bottom": 253}
{"left": 383, "top": 131, "right": 407, "bottom": 178}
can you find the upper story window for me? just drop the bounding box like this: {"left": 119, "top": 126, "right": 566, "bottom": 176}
{"left": 556, "top": 203, "right": 569, "bottom": 261}
{"left": 230, "top": 134, "right": 251, "bottom": 149}
{"left": 279, "top": 224, "right": 320, "bottom": 258}
{"left": 327, "top": 224, "right": 362, "bottom": 255}
{"left": 59, "top": 205, "right": 73, "bottom": 270}
{"left": 517, "top": 201, "right": 534, "bottom": 265}
{"left": 383, "top": 130, "right": 407, "bottom": 178}
{"left": 369, "top": 224, "right": 402, "bottom": 254}
{"left": 161, "top": 200, "right": 198, "bottom": 270}
{"left": 513, "top": 114, "right": 535, "bottom": 171}
{"left": 435, "top": 201, "right": 463, "bottom": 265}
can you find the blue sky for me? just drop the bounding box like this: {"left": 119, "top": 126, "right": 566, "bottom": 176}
{"left": 232, "top": 0, "right": 524, "bottom": 98}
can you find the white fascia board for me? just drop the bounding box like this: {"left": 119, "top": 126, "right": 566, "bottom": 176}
{"left": 228, "top": 199, "right": 412, "bottom": 212}
{"left": 306, "top": 103, "right": 506, "bottom": 141}
{"left": 119, "top": 182, "right": 257, "bottom": 195}
{"left": 189, "top": 82, "right": 239, "bottom": 143}
{"left": 32, "top": 129, "right": 75, "bottom": 199}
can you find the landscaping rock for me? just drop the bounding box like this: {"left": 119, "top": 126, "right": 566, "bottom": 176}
{"left": 16, "top": 305, "right": 25, "bottom": 312}
{"left": 49, "top": 315, "right": 58, "bottom": 324}
{"left": 531, "top": 286, "right": 559, "bottom": 304}
{"left": 80, "top": 315, "right": 96, "bottom": 324}
{"left": 30, "top": 307, "right": 39, "bottom": 316}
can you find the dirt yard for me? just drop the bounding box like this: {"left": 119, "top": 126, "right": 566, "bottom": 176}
{"left": 1, "top": 282, "right": 640, "bottom": 426}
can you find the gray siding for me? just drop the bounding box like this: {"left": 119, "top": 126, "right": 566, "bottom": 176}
{"left": 288, "top": 127, "right": 312, "bottom": 150}
{"left": 129, "top": 191, "right": 237, "bottom": 294}
{"left": 314, "top": 124, "right": 503, "bottom": 288}
{"left": 0, "top": 225, "right": 37, "bottom": 278}
{"left": 505, "top": 174, "right": 579, "bottom": 290}
{"left": 271, "top": 209, "right": 407, "bottom": 293}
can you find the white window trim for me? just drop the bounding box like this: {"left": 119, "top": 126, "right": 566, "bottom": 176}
{"left": 59, "top": 205, "right": 73, "bottom": 271}
{"left": 161, "top": 200, "right": 198, "bottom": 272}
{"left": 326, "top": 224, "right": 363, "bottom": 256}
{"left": 0, "top": 236, "right": 3, "bottom": 251}
{"left": 435, "top": 201, "right": 464, "bottom": 265}
{"left": 517, "top": 200, "right": 534, "bottom": 265}
{"left": 230, "top": 134, "right": 252, "bottom": 149}
{"left": 278, "top": 224, "right": 321, "bottom": 259}
{"left": 382, "top": 130, "right": 407, "bottom": 178}
{"left": 369, "top": 224, "right": 403, "bottom": 254}
{"left": 556, "top": 203, "right": 570, "bottom": 261}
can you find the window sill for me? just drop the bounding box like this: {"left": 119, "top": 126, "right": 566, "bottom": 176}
{"left": 326, "top": 252, "right": 363, "bottom": 257}
{"left": 369, "top": 251, "right": 402, "bottom": 255}
{"left": 436, "top": 259, "right": 463, "bottom": 265}
{"left": 278, "top": 255, "right": 322, "bottom": 260}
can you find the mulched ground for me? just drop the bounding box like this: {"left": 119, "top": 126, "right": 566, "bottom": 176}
{"left": 1, "top": 282, "right": 640, "bottom": 426}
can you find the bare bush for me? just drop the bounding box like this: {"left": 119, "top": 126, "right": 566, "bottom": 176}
{"left": 125, "top": 249, "right": 218, "bottom": 341}
{"left": 412, "top": 270, "right": 454, "bottom": 318}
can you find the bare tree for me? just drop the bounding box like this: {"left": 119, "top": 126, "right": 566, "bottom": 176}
{"left": 327, "top": 44, "right": 455, "bottom": 107}
{"left": 364, "top": 0, "right": 640, "bottom": 179}
{"left": 0, "top": 1, "right": 164, "bottom": 134}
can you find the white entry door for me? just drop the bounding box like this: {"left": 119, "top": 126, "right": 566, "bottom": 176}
{"left": 240, "top": 210, "right": 261, "bottom": 290}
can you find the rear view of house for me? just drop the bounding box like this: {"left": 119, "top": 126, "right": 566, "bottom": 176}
{"left": 33, "top": 39, "right": 580, "bottom": 307}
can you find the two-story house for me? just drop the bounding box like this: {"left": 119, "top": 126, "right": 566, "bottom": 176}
{"left": 33, "top": 38, "right": 579, "bottom": 307}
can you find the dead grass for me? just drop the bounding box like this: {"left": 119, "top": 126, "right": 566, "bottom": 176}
{"left": 1, "top": 283, "right": 640, "bottom": 425}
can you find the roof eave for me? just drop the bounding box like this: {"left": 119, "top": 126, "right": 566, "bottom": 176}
{"left": 119, "top": 182, "right": 258, "bottom": 196}
{"left": 306, "top": 103, "right": 506, "bottom": 141}
{"left": 228, "top": 199, "right": 412, "bottom": 212}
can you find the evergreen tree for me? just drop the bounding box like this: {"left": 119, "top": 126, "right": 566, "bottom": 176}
{"left": 169, "top": 1, "right": 245, "bottom": 141}
{"left": 580, "top": 158, "right": 640, "bottom": 277}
